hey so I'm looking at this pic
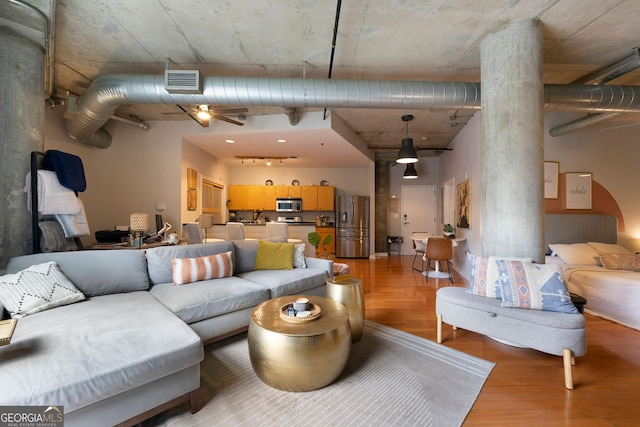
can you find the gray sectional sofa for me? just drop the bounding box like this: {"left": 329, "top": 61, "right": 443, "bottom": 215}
{"left": 0, "top": 239, "right": 333, "bottom": 426}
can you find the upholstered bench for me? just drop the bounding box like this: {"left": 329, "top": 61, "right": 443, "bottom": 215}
{"left": 435, "top": 286, "right": 587, "bottom": 389}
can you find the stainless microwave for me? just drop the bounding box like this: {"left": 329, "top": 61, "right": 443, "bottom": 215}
{"left": 276, "top": 198, "right": 302, "bottom": 212}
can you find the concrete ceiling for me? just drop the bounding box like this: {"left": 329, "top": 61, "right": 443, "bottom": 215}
{"left": 15, "top": 0, "right": 640, "bottom": 167}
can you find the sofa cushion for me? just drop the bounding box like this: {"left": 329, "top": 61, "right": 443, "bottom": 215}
{"left": 149, "top": 276, "right": 270, "bottom": 324}
{"left": 172, "top": 251, "right": 233, "bottom": 285}
{"left": 146, "top": 242, "right": 234, "bottom": 285}
{"left": 5, "top": 250, "right": 149, "bottom": 297}
{"left": 232, "top": 237, "right": 287, "bottom": 274}
{"left": 238, "top": 268, "right": 328, "bottom": 298}
{"left": 294, "top": 243, "right": 307, "bottom": 268}
{"left": 0, "top": 261, "right": 85, "bottom": 318}
{"left": 0, "top": 292, "right": 203, "bottom": 411}
{"left": 255, "top": 241, "right": 294, "bottom": 270}
{"left": 494, "top": 260, "right": 579, "bottom": 314}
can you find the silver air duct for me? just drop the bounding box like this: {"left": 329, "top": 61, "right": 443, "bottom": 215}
{"left": 65, "top": 74, "right": 640, "bottom": 147}
{"left": 549, "top": 48, "right": 640, "bottom": 137}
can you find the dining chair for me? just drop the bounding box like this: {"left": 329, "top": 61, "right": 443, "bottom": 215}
{"left": 410, "top": 232, "right": 428, "bottom": 272}
{"left": 184, "top": 223, "right": 203, "bottom": 244}
{"left": 266, "top": 222, "right": 288, "bottom": 239}
{"left": 226, "top": 222, "right": 246, "bottom": 240}
{"left": 423, "top": 236, "right": 454, "bottom": 283}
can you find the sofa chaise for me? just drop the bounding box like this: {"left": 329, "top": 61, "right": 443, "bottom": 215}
{"left": 0, "top": 239, "right": 333, "bottom": 426}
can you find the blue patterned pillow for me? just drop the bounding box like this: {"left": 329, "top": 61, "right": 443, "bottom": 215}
{"left": 494, "top": 260, "right": 579, "bottom": 314}
{"left": 466, "top": 254, "right": 533, "bottom": 299}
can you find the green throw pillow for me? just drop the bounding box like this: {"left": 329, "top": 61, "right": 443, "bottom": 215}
{"left": 255, "top": 240, "right": 295, "bottom": 270}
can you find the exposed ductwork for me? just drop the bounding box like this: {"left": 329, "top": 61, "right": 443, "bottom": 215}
{"left": 549, "top": 48, "right": 640, "bottom": 137}
{"left": 283, "top": 107, "right": 299, "bottom": 126}
{"left": 64, "top": 74, "right": 640, "bottom": 148}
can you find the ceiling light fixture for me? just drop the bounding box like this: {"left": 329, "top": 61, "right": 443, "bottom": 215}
{"left": 267, "top": 159, "right": 271, "bottom": 166}
{"left": 196, "top": 105, "right": 212, "bottom": 120}
{"left": 277, "top": 139, "right": 286, "bottom": 143}
{"left": 396, "top": 115, "right": 418, "bottom": 164}
{"left": 225, "top": 139, "right": 235, "bottom": 143}
{"left": 403, "top": 163, "right": 418, "bottom": 179}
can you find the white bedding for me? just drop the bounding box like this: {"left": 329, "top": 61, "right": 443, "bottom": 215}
{"left": 560, "top": 263, "right": 640, "bottom": 331}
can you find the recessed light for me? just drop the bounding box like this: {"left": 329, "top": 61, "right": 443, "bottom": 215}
{"left": 277, "top": 139, "right": 286, "bottom": 143}
{"left": 226, "top": 139, "right": 235, "bottom": 144}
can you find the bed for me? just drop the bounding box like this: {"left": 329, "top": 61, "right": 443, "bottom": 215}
{"left": 545, "top": 214, "right": 640, "bottom": 331}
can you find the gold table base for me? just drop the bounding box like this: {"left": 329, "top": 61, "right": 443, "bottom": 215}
{"left": 248, "top": 295, "right": 351, "bottom": 392}
{"left": 326, "top": 276, "right": 365, "bottom": 342}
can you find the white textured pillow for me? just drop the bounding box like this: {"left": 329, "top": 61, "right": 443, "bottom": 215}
{"left": 294, "top": 243, "right": 307, "bottom": 268}
{"left": 587, "top": 242, "right": 632, "bottom": 254}
{"left": 0, "top": 261, "right": 85, "bottom": 318}
{"left": 548, "top": 243, "right": 600, "bottom": 265}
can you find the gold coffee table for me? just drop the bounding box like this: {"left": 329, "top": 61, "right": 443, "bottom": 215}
{"left": 248, "top": 295, "right": 351, "bottom": 392}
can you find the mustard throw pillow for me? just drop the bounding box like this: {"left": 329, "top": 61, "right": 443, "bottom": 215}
{"left": 255, "top": 240, "right": 295, "bottom": 270}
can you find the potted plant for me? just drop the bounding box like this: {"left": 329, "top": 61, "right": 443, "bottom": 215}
{"left": 308, "top": 232, "right": 333, "bottom": 259}
{"left": 443, "top": 223, "right": 455, "bottom": 238}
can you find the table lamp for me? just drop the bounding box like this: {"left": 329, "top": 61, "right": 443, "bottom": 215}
{"left": 199, "top": 213, "right": 214, "bottom": 242}
{"left": 130, "top": 213, "right": 149, "bottom": 249}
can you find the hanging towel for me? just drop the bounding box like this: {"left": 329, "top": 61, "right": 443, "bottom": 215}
{"left": 55, "top": 199, "right": 90, "bottom": 238}
{"left": 24, "top": 170, "right": 82, "bottom": 215}
{"left": 43, "top": 149, "right": 87, "bottom": 192}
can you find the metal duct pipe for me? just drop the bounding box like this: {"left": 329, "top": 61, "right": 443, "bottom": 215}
{"left": 110, "top": 114, "right": 150, "bottom": 130}
{"left": 65, "top": 74, "right": 640, "bottom": 147}
{"left": 65, "top": 75, "right": 482, "bottom": 144}
{"left": 549, "top": 48, "right": 640, "bottom": 136}
{"left": 548, "top": 112, "right": 622, "bottom": 137}
{"left": 283, "top": 107, "right": 299, "bottom": 126}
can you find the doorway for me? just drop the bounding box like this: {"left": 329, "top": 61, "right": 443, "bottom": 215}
{"left": 401, "top": 185, "right": 437, "bottom": 254}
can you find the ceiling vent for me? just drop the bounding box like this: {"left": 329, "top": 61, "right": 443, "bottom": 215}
{"left": 164, "top": 70, "right": 203, "bottom": 94}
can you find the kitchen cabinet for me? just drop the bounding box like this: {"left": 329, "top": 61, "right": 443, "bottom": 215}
{"left": 301, "top": 186, "right": 318, "bottom": 211}
{"left": 227, "top": 185, "right": 246, "bottom": 210}
{"left": 275, "top": 185, "right": 301, "bottom": 198}
{"left": 317, "top": 186, "right": 334, "bottom": 211}
{"left": 242, "top": 185, "right": 276, "bottom": 211}
{"left": 315, "top": 226, "right": 336, "bottom": 255}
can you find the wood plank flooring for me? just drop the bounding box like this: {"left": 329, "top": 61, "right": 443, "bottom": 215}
{"left": 339, "top": 255, "right": 640, "bottom": 426}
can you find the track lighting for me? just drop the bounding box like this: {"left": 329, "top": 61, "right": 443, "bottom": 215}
{"left": 396, "top": 115, "right": 418, "bottom": 164}
{"left": 196, "top": 105, "right": 211, "bottom": 120}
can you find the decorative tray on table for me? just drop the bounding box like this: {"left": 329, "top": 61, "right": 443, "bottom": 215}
{"left": 279, "top": 302, "right": 322, "bottom": 323}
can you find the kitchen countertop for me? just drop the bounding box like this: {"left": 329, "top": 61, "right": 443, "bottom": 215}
{"left": 214, "top": 222, "right": 326, "bottom": 226}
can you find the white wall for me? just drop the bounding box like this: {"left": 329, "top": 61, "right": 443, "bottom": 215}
{"left": 544, "top": 112, "right": 640, "bottom": 251}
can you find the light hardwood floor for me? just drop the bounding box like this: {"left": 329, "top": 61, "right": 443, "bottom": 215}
{"left": 339, "top": 255, "right": 640, "bottom": 426}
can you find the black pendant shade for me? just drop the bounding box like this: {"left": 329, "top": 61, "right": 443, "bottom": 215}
{"left": 403, "top": 163, "right": 418, "bottom": 179}
{"left": 396, "top": 137, "right": 418, "bottom": 163}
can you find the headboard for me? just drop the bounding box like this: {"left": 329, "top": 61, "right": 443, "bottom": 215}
{"left": 545, "top": 214, "right": 618, "bottom": 253}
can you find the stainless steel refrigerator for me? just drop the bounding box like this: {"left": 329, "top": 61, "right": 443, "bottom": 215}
{"left": 336, "top": 196, "right": 370, "bottom": 258}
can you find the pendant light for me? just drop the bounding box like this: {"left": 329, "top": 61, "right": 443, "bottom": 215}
{"left": 403, "top": 163, "right": 418, "bottom": 179}
{"left": 396, "top": 115, "right": 418, "bottom": 164}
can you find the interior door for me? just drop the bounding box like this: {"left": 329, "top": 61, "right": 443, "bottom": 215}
{"left": 401, "top": 185, "right": 437, "bottom": 254}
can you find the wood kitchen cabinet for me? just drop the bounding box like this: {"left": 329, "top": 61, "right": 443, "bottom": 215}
{"left": 275, "top": 185, "right": 301, "bottom": 198}
{"left": 317, "top": 186, "right": 334, "bottom": 211}
{"left": 243, "top": 185, "right": 276, "bottom": 211}
{"left": 227, "top": 185, "right": 246, "bottom": 210}
{"left": 301, "top": 186, "right": 318, "bottom": 210}
{"left": 315, "top": 226, "right": 336, "bottom": 255}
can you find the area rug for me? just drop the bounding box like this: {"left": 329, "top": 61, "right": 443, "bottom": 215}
{"left": 146, "top": 321, "right": 494, "bottom": 427}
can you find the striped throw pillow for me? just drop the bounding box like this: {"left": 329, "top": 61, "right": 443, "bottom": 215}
{"left": 171, "top": 251, "right": 233, "bottom": 285}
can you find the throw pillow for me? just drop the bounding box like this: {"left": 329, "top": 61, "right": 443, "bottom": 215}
{"left": 587, "top": 242, "right": 632, "bottom": 254}
{"left": 255, "top": 240, "right": 295, "bottom": 270}
{"left": 0, "top": 261, "right": 85, "bottom": 318}
{"left": 172, "top": 251, "right": 233, "bottom": 285}
{"left": 598, "top": 252, "right": 640, "bottom": 272}
{"left": 293, "top": 243, "right": 307, "bottom": 269}
{"left": 466, "top": 254, "right": 533, "bottom": 299}
{"left": 494, "top": 260, "right": 579, "bottom": 314}
{"left": 548, "top": 243, "right": 600, "bottom": 265}
{"left": 38, "top": 221, "right": 78, "bottom": 252}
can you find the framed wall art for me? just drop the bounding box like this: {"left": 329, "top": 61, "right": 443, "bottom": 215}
{"left": 456, "top": 179, "right": 471, "bottom": 229}
{"left": 565, "top": 172, "right": 592, "bottom": 210}
{"left": 544, "top": 161, "right": 559, "bottom": 199}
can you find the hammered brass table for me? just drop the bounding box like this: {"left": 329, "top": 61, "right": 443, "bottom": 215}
{"left": 326, "top": 276, "right": 365, "bottom": 342}
{"left": 248, "top": 295, "right": 351, "bottom": 392}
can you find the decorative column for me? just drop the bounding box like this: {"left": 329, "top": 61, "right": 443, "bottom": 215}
{"left": 374, "top": 159, "right": 390, "bottom": 254}
{"left": 0, "top": 25, "right": 45, "bottom": 269}
{"left": 480, "top": 19, "right": 545, "bottom": 262}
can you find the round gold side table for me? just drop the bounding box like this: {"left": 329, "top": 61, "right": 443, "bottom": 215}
{"left": 248, "top": 295, "right": 351, "bottom": 392}
{"left": 326, "top": 276, "right": 365, "bottom": 342}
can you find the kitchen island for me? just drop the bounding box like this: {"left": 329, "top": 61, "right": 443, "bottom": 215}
{"left": 208, "top": 223, "right": 319, "bottom": 257}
